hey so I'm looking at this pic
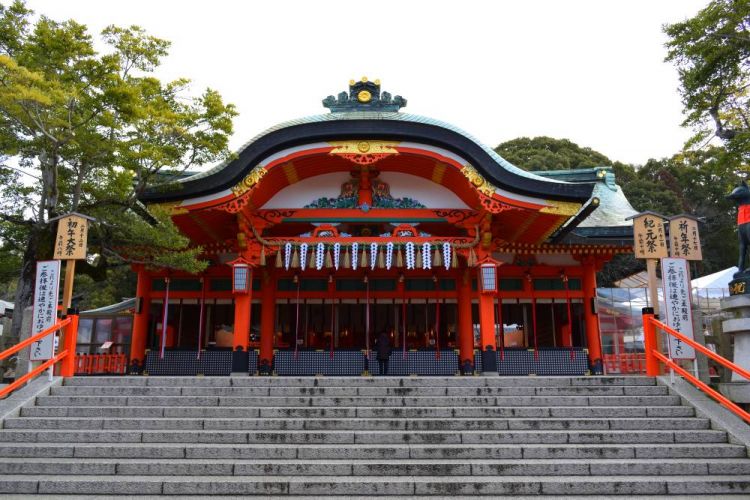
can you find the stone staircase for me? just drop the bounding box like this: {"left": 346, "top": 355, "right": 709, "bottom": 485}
{"left": 0, "top": 375, "right": 749, "bottom": 497}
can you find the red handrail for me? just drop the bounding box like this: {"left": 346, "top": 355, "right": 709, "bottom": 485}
{"left": 0, "top": 314, "right": 79, "bottom": 399}
{"left": 642, "top": 309, "right": 750, "bottom": 424}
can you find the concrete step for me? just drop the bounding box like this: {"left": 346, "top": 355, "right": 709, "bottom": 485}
{"left": 20, "top": 404, "right": 697, "bottom": 419}
{"left": 2, "top": 416, "right": 711, "bottom": 431}
{"left": 62, "top": 376, "right": 658, "bottom": 388}
{"left": 0, "top": 429, "right": 729, "bottom": 445}
{"left": 1, "top": 458, "right": 749, "bottom": 477}
{"left": 0, "top": 474, "right": 748, "bottom": 495}
{"left": 0, "top": 443, "right": 744, "bottom": 460}
{"left": 49, "top": 385, "right": 669, "bottom": 397}
{"left": 33, "top": 394, "right": 684, "bottom": 407}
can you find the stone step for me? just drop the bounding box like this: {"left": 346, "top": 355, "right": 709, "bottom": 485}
{"left": 0, "top": 443, "right": 743, "bottom": 460}
{"left": 3, "top": 416, "right": 711, "bottom": 431}
{"left": 33, "top": 394, "right": 683, "bottom": 407}
{"left": 49, "top": 385, "right": 669, "bottom": 397}
{"left": 63, "top": 376, "right": 658, "bottom": 388}
{"left": 0, "top": 458, "right": 749, "bottom": 477}
{"left": 0, "top": 474, "right": 748, "bottom": 496}
{"left": 0, "top": 429, "right": 728, "bottom": 445}
{"left": 20, "top": 404, "right": 697, "bottom": 419}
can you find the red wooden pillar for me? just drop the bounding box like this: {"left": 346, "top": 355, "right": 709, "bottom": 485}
{"left": 259, "top": 269, "right": 275, "bottom": 372}
{"left": 457, "top": 270, "right": 474, "bottom": 368}
{"left": 233, "top": 291, "right": 252, "bottom": 351}
{"left": 582, "top": 257, "right": 603, "bottom": 372}
{"left": 479, "top": 292, "right": 496, "bottom": 350}
{"left": 130, "top": 266, "right": 151, "bottom": 366}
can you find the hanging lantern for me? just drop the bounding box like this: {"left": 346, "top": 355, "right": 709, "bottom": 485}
{"left": 476, "top": 256, "right": 502, "bottom": 294}
{"left": 229, "top": 258, "right": 252, "bottom": 294}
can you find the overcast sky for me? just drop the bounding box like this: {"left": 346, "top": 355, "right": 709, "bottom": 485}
{"left": 26, "top": 0, "right": 707, "bottom": 167}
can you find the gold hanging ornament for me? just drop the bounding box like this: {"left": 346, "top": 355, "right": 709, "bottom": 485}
{"left": 433, "top": 246, "right": 442, "bottom": 268}
{"left": 308, "top": 251, "right": 315, "bottom": 270}
{"left": 451, "top": 246, "right": 458, "bottom": 268}
{"left": 325, "top": 250, "right": 333, "bottom": 268}
{"left": 291, "top": 248, "right": 300, "bottom": 268}
{"left": 468, "top": 248, "right": 477, "bottom": 267}
{"left": 259, "top": 246, "right": 266, "bottom": 266}
{"left": 361, "top": 246, "right": 368, "bottom": 268}
{"left": 416, "top": 248, "right": 423, "bottom": 269}
{"left": 275, "top": 248, "right": 283, "bottom": 268}
{"left": 377, "top": 249, "right": 385, "bottom": 268}
{"left": 396, "top": 247, "right": 404, "bottom": 267}
{"left": 344, "top": 248, "right": 351, "bottom": 269}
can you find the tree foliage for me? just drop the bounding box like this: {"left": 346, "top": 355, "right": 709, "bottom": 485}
{"left": 494, "top": 136, "right": 613, "bottom": 171}
{"left": 664, "top": 0, "right": 750, "bottom": 156}
{"left": 0, "top": 1, "right": 237, "bottom": 335}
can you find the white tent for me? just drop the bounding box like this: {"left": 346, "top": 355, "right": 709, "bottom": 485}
{"left": 692, "top": 267, "right": 736, "bottom": 290}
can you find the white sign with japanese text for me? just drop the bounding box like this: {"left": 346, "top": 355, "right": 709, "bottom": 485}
{"left": 661, "top": 257, "right": 695, "bottom": 359}
{"left": 30, "top": 260, "right": 61, "bottom": 360}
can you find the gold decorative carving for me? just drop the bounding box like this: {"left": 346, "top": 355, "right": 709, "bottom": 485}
{"left": 328, "top": 140, "right": 400, "bottom": 166}
{"left": 151, "top": 202, "right": 188, "bottom": 215}
{"left": 230, "top": 165, "right": 267, "bottom": 197}
{"left": 540, "top": 200, "right": 582, "bottom": 217}
{"left": 357, "top": 90, "right": 372, "bottom": 103}
{"left": 460, "top": 164, "right": 496, "bottom": 197}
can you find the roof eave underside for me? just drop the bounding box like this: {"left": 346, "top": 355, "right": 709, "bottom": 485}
{"left": 140, "top": 118, "right": 595, "bottom": 204}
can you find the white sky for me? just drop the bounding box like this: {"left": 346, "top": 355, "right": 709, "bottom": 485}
{"left": 26, "top": 0, "right": 707, "bottom": 167}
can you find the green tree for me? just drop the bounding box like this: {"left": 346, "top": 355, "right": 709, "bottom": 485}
{"left": 664, "top": 0, "right": 750, "bottom": 157}
{"left": 494, "top": 136, "right": 613, "bottom": 171}
{"left": 0, "top": 1, "right": 237, "bottom": 339}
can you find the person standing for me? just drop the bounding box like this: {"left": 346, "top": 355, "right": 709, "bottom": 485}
{"left": 375, "top": 331, "right": 391, "bottom": 376}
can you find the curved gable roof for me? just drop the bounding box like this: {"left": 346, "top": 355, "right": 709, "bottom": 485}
{"left": 140, "top": 111, "right": 595, "bottom": 204}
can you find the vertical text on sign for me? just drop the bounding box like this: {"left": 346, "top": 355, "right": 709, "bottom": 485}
{"left": 30, "top": 260, "right": 61, "bottom": 360}
{"left": 660, "top": 257, "right": 696, "bottom": 359}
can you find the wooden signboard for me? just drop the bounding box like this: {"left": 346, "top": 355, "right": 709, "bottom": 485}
{"left": 669, "top": 216, "right": 702, "bottom": 261}
{"left": 53, "top": 215, "right": 88, "bottom": 260}
{"left": 632, "top": 214, "right": 668, "bottom": 259}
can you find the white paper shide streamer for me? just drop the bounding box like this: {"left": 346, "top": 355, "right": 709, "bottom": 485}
{"left": 386, "top": 242, "right": 394, "bottom": 270}
{"left": 351, "top": 242, "right": 359, "bottom": 270}
{"left": 442, "top": 242, "right": 451, "bottom": 271}
{"left": 405, "top": 242, "right": 415, "bottom": 270}
{"left": 333, "top": 243, "right": 341, "bottom": 270}
{"left": 422, "top": 242, "right": 431, "bottom": 269}
{"left": 284, "top": 242, "right": 292, "bottom": 270}
{"left": 315, "top": 243, "right": 325, "bottom": 270}
{"left": 370, "top": 243, "right": 377, "bottom": 270}
{"left": 300, "top": 243, "right": 309, "bottom": 271}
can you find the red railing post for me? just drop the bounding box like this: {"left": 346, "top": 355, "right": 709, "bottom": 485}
{"left": 59, "top": 310, "right": 79, "bottom": 377}
{"left": 642, "top": 307, "right": 661, "bottom": 376}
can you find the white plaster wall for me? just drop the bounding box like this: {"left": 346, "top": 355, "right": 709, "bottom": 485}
{"left": 262, "top": 171, "right": 469, "bottom": 209}
{"left": 377, "top": 172, "right": 468, "bottom": 208}
{"left": 262, "top": 172, "right": 350, "bottom": 208}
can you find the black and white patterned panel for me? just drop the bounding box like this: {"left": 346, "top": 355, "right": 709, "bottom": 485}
{"left": 533, "top": 348, "right": 588, "bottom": 376}
{"left": 496, "top": 349, "right": 536, "bottom": 376}
{"left": 144, "top": 350, "right": 199, "bottom": 376}
{"left": 275, "top": 350, "right": 366, "bottom": 376}
{"left": 248, "top": 350, "right": 259, "bottom": 375}
{"left": 369, "top": 351, "right": 459, "bottom": 376}
{"left": 198, "top": 351, "right": 232, "bottom": 376}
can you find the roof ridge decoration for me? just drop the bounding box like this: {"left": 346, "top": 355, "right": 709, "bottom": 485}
{"left": 323, "top": 77, "right": 406, "bottom": 113}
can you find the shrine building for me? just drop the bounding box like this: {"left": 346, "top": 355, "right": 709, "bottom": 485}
{"left": 130, "top": 79, "right": 637, "bottom": 377}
